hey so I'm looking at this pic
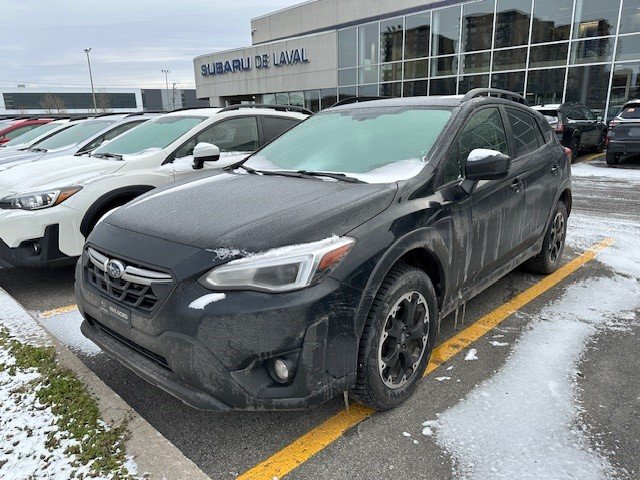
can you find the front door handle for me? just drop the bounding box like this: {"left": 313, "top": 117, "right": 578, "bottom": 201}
{"left": 551, "top": 163, "right": 559, "bottom": 173}
{"left": 511, "top": 178, "right": 523, "bottom": 193}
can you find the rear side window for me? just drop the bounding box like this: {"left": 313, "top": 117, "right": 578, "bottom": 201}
{"left": 441, "top": 107, "right": 509, "bottom": 185}
{"left": 506, "top": 108, "right": 541, "bottom": 157}
{"left": 261, "top": 116, "right": 301, "bottom": 144}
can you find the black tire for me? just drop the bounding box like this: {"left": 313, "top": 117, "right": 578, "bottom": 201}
{"left": 594, "top": 132, "right": 606, "bottom": 153}
{"left": 525, "top": 202, "right": 568, "bottom": 274}
{"left": 606, "top": 151, "right": 620, "bottom": 166}
{"left": 350, "top": 264, "right": 438, "bottom": 410}
{"left": 569, "top": 136, "right": 580, "bottom": 163}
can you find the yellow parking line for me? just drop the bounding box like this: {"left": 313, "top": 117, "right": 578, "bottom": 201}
{"left": 39, "top": 304, "right": 78, "bottom": 318}
{"left": 577, "top": 153, "right": 604, "bottom": 164}
{"left": 238, "top": 238, "right": 613, "bottom": 480}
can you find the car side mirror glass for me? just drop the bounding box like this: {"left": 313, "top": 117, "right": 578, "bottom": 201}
{"left": 192, "top": 142, "right": 220, "bottom": 170}
{"left": 465, "top": 149, "right": 511, "bottom": 182}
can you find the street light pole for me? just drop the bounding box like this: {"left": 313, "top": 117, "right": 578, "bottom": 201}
{"left": 161, "top": 69, "right": 171, "bottom": 110}
{"left": 83, "top": 48, "right": 97, "bottom": 116}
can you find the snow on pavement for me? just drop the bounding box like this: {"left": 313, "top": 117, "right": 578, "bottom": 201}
{"left": 38, "top": 309, "right": 102, "bottom": 357}
{"left": 0, "top": 289, "right": 50, "bottom": 346}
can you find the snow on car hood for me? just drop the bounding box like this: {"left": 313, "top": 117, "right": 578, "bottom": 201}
{"left": 105, "top": 172, "right": 397, "bottom": 251}
{"left": 0, "top": 155, "right": 123, "bottom": 195}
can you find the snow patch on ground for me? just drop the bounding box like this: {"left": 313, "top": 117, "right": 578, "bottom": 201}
{"left": 489, "top": 341, "right": 509, "bottom": 347}
{"left": 430, "top": 274, "right": 640, "bottom": 480}
{"left": 39, "top": 310, "right": 101, "bottom": 357}
{"left": 464, "top": 349, "right": 478, "bottom": 361}
{"left": 572, "top": 162, "right": 640, "bottom": 183}
{"left": 0, "top": 289, "right": 49, "bottom": 346}
{"left": 188, "top": 293, "right": 226, "bottom": 310}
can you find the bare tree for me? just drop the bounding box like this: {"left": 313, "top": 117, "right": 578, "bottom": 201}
{"left": 39, "top": 94, "right": 66, "bottom": 114}
{"left": 96, "top": 91, "right": 111, "bottom": 113}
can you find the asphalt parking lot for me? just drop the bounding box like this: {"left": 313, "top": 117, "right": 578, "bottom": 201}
{"left": 1, "top": 153, "right": 639, "bottom": 479}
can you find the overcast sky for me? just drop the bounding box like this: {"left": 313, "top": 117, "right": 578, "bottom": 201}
{"left": 0, "top": 0, "right": 302, "bottom": 90}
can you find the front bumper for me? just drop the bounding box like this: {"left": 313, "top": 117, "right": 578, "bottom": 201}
{"left": 75, "top": 248, "right": 362, "bottom": 411}
{"left": 0, "top": 224, "right": 73, "bottom": 267}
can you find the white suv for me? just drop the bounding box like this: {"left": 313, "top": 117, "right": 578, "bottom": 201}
{"left": 0, "top": 106, "right": 308, "bottom": 267}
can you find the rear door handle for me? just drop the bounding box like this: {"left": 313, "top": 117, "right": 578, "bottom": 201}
{"left": 511, "top": 178, "right": 523, "bottom": 193}
{"left": 551, "top": 163, "right": 559, "bottom": 173}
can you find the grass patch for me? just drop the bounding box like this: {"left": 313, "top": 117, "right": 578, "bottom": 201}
{"left": 0, "top": 329, "right": 134, "bottom": 478}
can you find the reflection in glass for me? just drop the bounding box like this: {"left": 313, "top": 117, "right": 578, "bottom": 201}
{"left": 431, "top": 56, "right": 459, "bottom": 77}
{"left": 358, "top": 84, "right": 379, "bottom": 96}
{"left": 403, "top": 80, "right": 428, "bottom": 96}
{"left": 461, "top": 52, "right": 492, "bottom": 74}
{"left": 338, "top": 28, "right": 357, "bottom": 68}
{"left": 573, "top": 0, "right": 620, "bottom": 39}
{"left": 432, "top": 6, "right": 461, "bottom": 56}
{"left": 430, "top": 77, "right": 457, "bottom": 95}
{"left": 405, "top": 12, "right": 431, "bottom": 59}
{"left": 359, "top": 23, "right": 379, "bottom": 66}
{"left": 616, "top": 34, "right": 640, "bottom": 62}
{"left": 359, "top": 65, "right": 379, "bottom": 84}
{"left": 529, "top": 43, "right": 569, "bottom": 68}
{"left": 404, "top": 59, "right": 429, "bottom": 79}
{"left": 459, "top": 75, "right": 490, "bottom": 93}
{"left": 338, "top": 86, "right": 357, "bottom": 101}
{"left": 526, "top": 68, "right": 565, "bottom": 104}
{"left": 571, "top": 37, "right": 614, "bottom": 64}
{"left": 289, "top": 91, "right": 304, "bottom": 107}
{"left": 380, "top": 63, "right": 402, "bottom": 82}
{"left": 531, "top": 0, "right": 573, "bottom": 43}
{"left": 338, "top": 68, "right": 357, "bottom": 86}
{"left": 566, "top": 64, "right": 612, "bottom": 113}
{"left": 381, "top": 17, "right": 404, "bottom": 63}
{"left": 276, "top": 92, "right": 289, "bottom": 105}
{"left": 462, "top": 0, "right": 494, "bottom": 52}
{"left": 492, "top": 71, "right": 526, "bottom": 94}
{"left": 320, "top": 88, "right": 337, "bottom": 110}
{"left": 262, "top": 94, "right": 276, "bottom": 105}
{"left": 493, "top": 48, "right": 528, "bottom": 71}
{"left": 609, "top": 62, "right": 640, "bottom": 118}
{"left": 620, "top": 0, "right": 640, "bottom": 35}
{"left": 495, "top": 0, "right": 532, "bottom": 48}
{"left": 304, "top": 90, "right": 320, "bottom": 112}
{"left": 379, "top": 82, "right": 402, "bottom": 97}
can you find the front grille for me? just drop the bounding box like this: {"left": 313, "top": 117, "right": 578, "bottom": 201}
{"left": 84, "top": 247, "right": 173, "bottom": 314}
{"left": 88, "top": 315, "right": 170, "bottom": 370}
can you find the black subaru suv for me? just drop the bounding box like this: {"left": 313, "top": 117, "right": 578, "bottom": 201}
{"left": 606, "top": 100, "right": 640, "bottom": 165}
{"left": 532, "top": 102, "right": 607, "bottom": 162}
{"left": 76, "top": 89, "right": 571, "bottom": 411}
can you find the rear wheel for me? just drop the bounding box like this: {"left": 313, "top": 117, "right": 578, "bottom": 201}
{"left": 350, "top": 264, "right": 438, "bottom": 410}
{"left": 525, "top": 202, "right": 568, "bottom": 274}
{"left": 606, "top": 151, "right": 620, "bottom": 166}
{"left": 594, "top": 133, "right": 606, "bottom": 153}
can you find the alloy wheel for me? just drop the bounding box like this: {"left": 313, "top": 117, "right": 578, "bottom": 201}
{"left": 377, "top": 291, "right": 429, "bottom": 389}
{"left": 549, "top": 211, "right": 566, "bottom": 263}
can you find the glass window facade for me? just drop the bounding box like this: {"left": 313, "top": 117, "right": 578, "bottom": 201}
{"left": 243, "top": 0, "right": 639, "bottom": 119}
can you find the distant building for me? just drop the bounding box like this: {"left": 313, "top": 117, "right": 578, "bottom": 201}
{"left": 0, "top": 86, "right": 208, "bottom": 114}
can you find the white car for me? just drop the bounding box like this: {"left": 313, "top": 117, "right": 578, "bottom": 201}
{"left": 0, "top": 119, "right": 72, "bottom": 155}
{"left": 0, "top": 105, "right": 308, "bottom": 267}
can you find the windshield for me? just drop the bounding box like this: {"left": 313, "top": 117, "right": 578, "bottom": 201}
{"left": 4, "top": 122, "right": 62, "bottom": 146}
{"left": 93, "top": 115, "right": 206, "bottom": 156}
{"left": 619, "top": 105, "right": 640, "bottom": 119}
{"left": 244, "top": 107, "right": 452, "bottom": 183}
{"left": 33, "top": 119, "right": 116, "bottom": 150}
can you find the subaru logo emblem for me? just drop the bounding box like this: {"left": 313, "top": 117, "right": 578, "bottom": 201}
{"left": 106, "top": 259, "right": 125, "bottom": 279}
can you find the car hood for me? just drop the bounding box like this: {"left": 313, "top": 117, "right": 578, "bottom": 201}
{"left": 0, "top": 155, "right": 123, "bottom": 195}
{"left": 105, "top": 172, "right": 397, "bottom": 252}
{"left": 0, "top": 150, "right": 43, "bottom": 165}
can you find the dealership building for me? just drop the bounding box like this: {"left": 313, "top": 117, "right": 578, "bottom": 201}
{"left": 194, "top": 0, "right": 640, "bottom": 120}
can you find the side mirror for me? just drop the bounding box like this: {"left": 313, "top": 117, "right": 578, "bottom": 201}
{"left": 192, "top": 142, "right": 220, "bottom": 170}
{"left": 465, "top": 149, "right": 511, "bottom": 181}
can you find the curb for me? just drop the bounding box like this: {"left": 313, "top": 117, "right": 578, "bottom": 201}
{"left": 0, "top": 288, "right": 211, "bottom": 480}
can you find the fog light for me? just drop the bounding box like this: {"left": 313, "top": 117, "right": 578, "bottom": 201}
{"left": 269, "top": 358, "right": 295, "bottom": 384}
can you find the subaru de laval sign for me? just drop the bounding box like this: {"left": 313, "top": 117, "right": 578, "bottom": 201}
{"left": 201, "top": 48, "right": 309, "bottom": 76}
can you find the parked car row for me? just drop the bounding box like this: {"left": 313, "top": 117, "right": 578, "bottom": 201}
{"left": 0, "top": 90, "right": 572, "bottom": 412}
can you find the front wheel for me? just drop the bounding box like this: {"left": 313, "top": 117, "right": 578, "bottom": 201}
{"left": 569, "top": 136, "right": 580, "bottom": 163}
{"left": 525, "top": 202, "right": 568, "bottom": 274}
{"left": 350, "top": 265, "right": 438, "bottom": 410}
{"left": 606, "top": 151, "right": 620, "bottom": 166}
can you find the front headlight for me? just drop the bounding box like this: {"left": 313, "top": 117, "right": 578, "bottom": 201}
{"left": 0, "top": 186, "right": 82, "bottom": 210}
{"left": 199, "top": 236, "right": 356, "bottom": 293}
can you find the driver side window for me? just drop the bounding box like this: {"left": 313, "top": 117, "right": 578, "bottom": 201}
{"left": 174, "top": 116, "right": 259, "bottom": 159}
{"left": 441, "top": 107, "right": 509, "bottom": 185}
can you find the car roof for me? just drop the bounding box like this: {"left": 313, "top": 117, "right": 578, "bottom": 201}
{"left": 164, "top": 108, "right": 222, "bottom": 117}
{"left": 531, "top": 104, "right": 562, "bottom": 110}
{"left": 329, "top": 96, "right": 465, "bottom": 111}
{"left": 162, "top": 106, "right": 307, "bottom": 120}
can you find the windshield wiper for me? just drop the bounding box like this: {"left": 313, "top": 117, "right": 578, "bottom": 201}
{"left": 92, "top": 152, "right": 123, "bottom": 161}
{"left": 28, "top": 147, "right": 48, "bottom": 153}
{"left": 294, "top": 170, "right": 365, "bottom": 183}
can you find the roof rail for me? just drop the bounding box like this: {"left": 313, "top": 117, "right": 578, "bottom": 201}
{"left": 330, "top": 96, "right": 384, "bottom": 108}
{"left": 461, "top": 88, "right": 529, "bottom": 106}
{"left": 218, "top": 103, "right": 314, "bottom": 115}
{"left": 165, "top": 105, "right": 217, "bottom": 113}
